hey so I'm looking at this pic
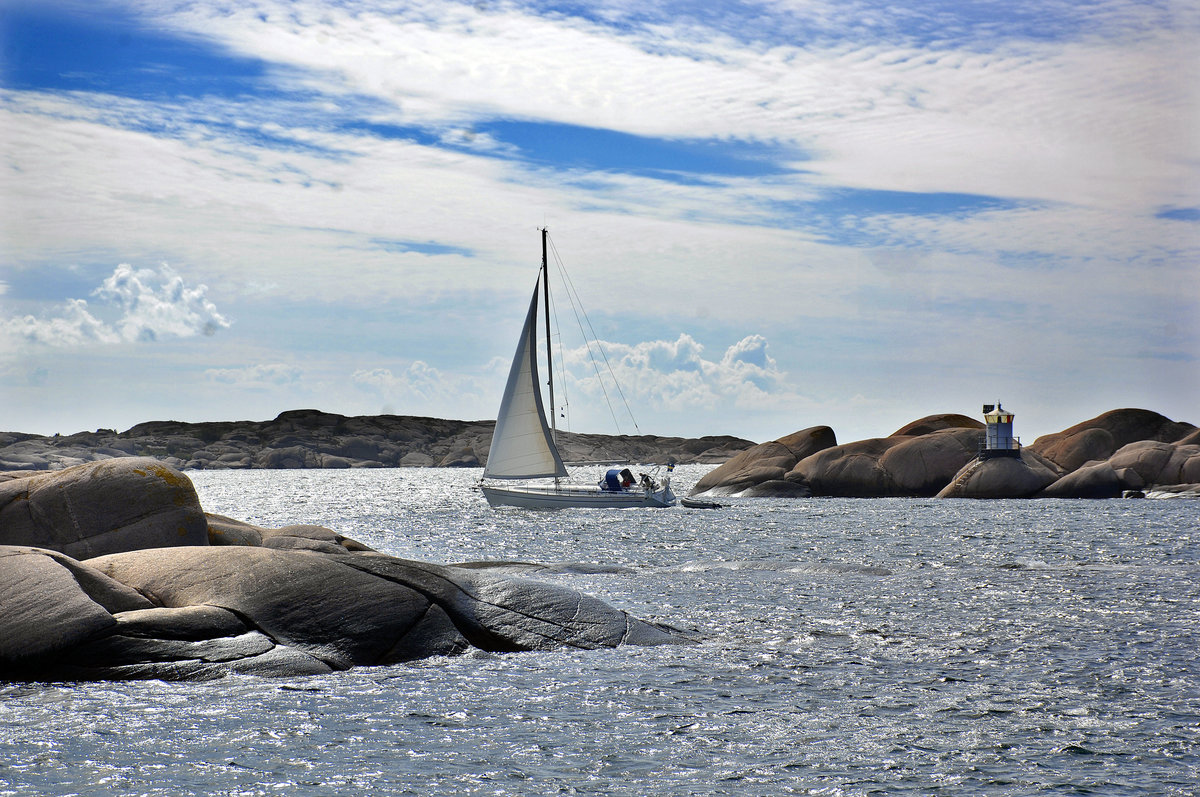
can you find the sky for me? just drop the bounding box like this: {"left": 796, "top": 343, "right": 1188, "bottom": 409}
{"left": 1, "top": 0, "right": 1197, "bottom": 446}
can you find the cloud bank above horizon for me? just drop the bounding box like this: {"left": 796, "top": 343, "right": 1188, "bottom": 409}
{"left": 2, "top": 264, "right": 230, "bottom": 347}
{"left": 1, "top": 0, "right": 1197, "bottom": 442}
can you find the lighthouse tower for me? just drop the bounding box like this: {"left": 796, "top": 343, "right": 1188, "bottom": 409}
{"left": 980, "top": 402, "right": 1019, "bottom": 459}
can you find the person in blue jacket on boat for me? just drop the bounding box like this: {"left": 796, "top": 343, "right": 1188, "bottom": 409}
{"left": 602, "top": 468, "right": 636, "bottom": 491}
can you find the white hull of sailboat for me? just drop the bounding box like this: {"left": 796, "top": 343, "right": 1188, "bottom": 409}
{"left": 481, "top": 482, "right": 676, "bottom": 509}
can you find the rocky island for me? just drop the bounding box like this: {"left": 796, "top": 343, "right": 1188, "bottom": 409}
{"left": 689, "top": 408, "right": 1199, "bottom": 499}
{"left": 0, "top": 409, "right": 754, "bottom": 473}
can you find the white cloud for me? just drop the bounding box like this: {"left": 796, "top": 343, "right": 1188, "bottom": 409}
{"left": 348, "top": 334, "right": 799, "bottom": 431}
{"left": 352, "top": 361, "right": 489, "bottom": 409}
{"left": 1, "top": 264, "right": 230, "bottom": 348}
{"left": 205, "top": 362, "right": 302, "bottom": 387}
{"left": 94, "top": 264, "right": 231, "bottom": 342}
{"left": 127, "top": 0, "right": 1198, "bottom": 214}
{"left": 1, "top": 298, "right": 121, "bottom": 348}
{"left": 560, "top": 333, "right": 799, "bottom": 424}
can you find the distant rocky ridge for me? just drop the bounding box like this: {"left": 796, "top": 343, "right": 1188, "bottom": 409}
{"left": 690, "top": 408, "right": 1199, "bottom": 500}
{"left": 0, "top": 409, "right": 755, "bottom": 473}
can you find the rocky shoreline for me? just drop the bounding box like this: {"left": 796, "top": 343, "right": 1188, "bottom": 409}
{"left": 0, "top": 408, "right": 755, "bottom": 473}
{"left": 689, "top": 408, "right": 1199, "bottom": 500}
{"left": 1, "top": 458, "right": 689, "bottom": 682}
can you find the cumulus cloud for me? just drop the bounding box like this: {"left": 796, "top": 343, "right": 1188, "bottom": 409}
{"left": 2, "top": 298, "right": 121, "bottom": 347}
{"left": 1, "top": 264, "right": 230, "bottom": 348}
{"left": 94, "top": 264, "right": 231, "bottom": 341}
{"left": 561, "top": 333, "right": 795, "bottom": 419}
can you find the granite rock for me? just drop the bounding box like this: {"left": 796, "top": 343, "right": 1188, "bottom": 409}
{"left": 0, "top": 463, "right": 686, "bottom": 682}
{"left": 0, "top": 458, "right": 208, "bottom": 559}
{"left": 1029, "top": 409, "right": 1196, "bottom": 472}
{"left": 689, "top": 426, "right": 836, "bottom": 496}
{"left": 1037, "top": 461, "right": 1125, "bottom": 499}
{"left": 936, "top": 453, "right": 1061, "bottom": 498}
{"left": 787, "top": 427, "right": 984, "bottom": 498}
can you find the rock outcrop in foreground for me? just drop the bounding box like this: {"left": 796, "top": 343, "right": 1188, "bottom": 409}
{"left": 1, "top": 459, "right": 685, "bottom": 682}
{"left": 0, "top": 409, "right": 754, "bottom": 473}
{"left": 691, "top": 409, "right": 1199, "bottom": 500}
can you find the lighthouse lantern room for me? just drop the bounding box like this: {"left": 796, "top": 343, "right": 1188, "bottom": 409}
{"left": 981, "top": 402, "right": 1020, "bottom": 459}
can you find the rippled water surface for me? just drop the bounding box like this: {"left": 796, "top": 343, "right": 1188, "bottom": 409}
{"left": 3, "top": 467, "right": 1198, "bottom": 795}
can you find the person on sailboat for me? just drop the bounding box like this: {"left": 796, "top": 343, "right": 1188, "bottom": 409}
{"left": 602, "top": 468, "right": 636, "bottom": 491}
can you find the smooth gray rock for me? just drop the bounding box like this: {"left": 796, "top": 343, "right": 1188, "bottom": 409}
{"left": 740, "top": 480, "right": 812, "bottom": 498}
{"left": 1107, "top": 440, "right": 1200, "bottom": 487}
{"left": 206, "top": 514, "right": 374, "bottom": 553}
{"left": 63, "top": 631, "right": 277, "bottom": 667}
{"left": 51, "top": 659, "right": 230, "bottom": 682}
{"left": 0, "top": 547, "right": 120, "bottom": 668}
{"left": 88, "top": 546, "right": 436, "bottom": 670}
{"left": 789, "top": 427, "right": 983, "bottom": 497}
{"left": 457, "top": 567, "right": 679, "bottom": 649}
{"left": 936, "top": 454, "right": 1060, "bottom": 498}
{"left": 0, "top": 545, "right": 153, "bottom": 670}
{"left": 4, "top": 489, "right": 688, "bottom": 681}
{"left": 71, "top": 545, "right": 683, "bottom": 676}
{"left": 690, "top": 426, "right": 836, "bottom": 496}
{"left": 379, "top": 603, "right": 471, "bottom": 662}
{"left": 335, "top": 552, "right": 680, "bottom": 651}
{"left": 1030, "top": 409, "right": 1196, "bottom": 472}
{"left": 0, "top": 458, "right": 208, "bottom": 559}
{"left": 113, "top": 605, "right": 248, "bottom": 640}
{"left": 226, "top": 645, "right": 334, "bottom": 676}
{"left": 1039, "top": 462, "right": 1124, "bottom": 499}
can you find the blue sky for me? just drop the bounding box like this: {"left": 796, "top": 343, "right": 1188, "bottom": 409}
{"left": 1, "top": 0, "right": 1197, "bottom": 445}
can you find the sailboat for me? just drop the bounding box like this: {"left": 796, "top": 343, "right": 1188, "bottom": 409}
{"left": 479, "top": 229, "right": 676, "bottom": 509}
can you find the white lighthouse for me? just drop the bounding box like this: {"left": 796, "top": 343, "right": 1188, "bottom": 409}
{"left": 981, "top": 402, "right": 1019, "bottom": 459}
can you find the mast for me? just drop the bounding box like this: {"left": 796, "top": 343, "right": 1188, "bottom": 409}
{"left": 542, "top": 227, "right": 557, "bottom": 445}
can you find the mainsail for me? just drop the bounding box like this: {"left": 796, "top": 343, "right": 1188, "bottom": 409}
{"left": 482, "top": 285, "right": 568, "bottom": 480}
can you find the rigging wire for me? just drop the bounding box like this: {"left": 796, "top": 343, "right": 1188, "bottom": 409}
{"left": 545, "top": 233, "right": 641, "bottom": 436}
{"left": 545, "top": 275, "right": 571, "bottom": 432}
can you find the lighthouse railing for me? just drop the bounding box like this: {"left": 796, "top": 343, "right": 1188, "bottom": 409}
{"left": 978, "top": 433, "right": 1021, "bottom": 459}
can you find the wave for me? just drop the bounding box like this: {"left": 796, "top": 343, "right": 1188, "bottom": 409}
{"left": 668, "top": 559, "right": 893, "bottom": 576}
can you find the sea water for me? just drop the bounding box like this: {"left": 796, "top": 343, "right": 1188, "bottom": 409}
{"left": 2, "top": 466, "right": 1197, "bottom": 796}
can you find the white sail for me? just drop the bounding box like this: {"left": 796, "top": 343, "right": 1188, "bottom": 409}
{"left": 482, "top": 286, "right": 568, "bottom": 480}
